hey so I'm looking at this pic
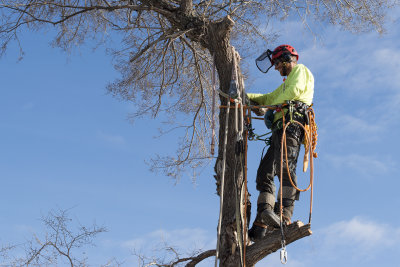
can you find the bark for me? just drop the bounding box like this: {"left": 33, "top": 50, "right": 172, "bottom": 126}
{"left": 208, "top": 17, "right": 246, "bottom": 267}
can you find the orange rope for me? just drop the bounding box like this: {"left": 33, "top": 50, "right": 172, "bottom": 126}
{"left": 283, "top": 120, "right": 312, "bottom": 192}
{"left": 279, "top": 107, "right": 317, "bottom": 225}
{"left": 308, "top": 108, "right": 318, "bottom": 159}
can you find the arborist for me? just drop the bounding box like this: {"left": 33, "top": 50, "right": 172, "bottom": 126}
{"left": 246, "top": 44, "right": 315, "bottom": 241}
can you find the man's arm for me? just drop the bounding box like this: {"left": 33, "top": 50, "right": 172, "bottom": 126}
{"left": 247, "top": 93, "right": 269, "bottom": 105}
{"left": 245, "top": 94, "right": 268, "bottom": 116}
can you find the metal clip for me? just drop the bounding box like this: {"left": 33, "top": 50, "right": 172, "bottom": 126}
{"left": 289, "top": 103, "right": 294, "bottom": 123}
{"left": 280, "top": 240, "right": 287, "bottom": 264}
{"left": 280, "top": 247, "right": 288, "bottom": 264}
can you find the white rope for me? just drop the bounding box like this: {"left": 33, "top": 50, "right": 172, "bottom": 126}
{"left": 211, "top": 57, "right": 217, "bottom": 155}
{"left": 234, "top": 97, "right": 245, "bottom": 267}
{"left": 232, "top": 47, "right": 245, "bottom": 267}
{"left": 214, "top": 96, "right": 230, "bottom": 267}
{"left": 236, "top": 49, "right": 247, "bottom": 267}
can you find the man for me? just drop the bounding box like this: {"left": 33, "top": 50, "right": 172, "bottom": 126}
{"left": 247, "top": 44, "right": 314, "bottom": 241}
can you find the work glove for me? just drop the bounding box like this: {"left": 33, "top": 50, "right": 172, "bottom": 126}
{"left": 251, "top": 102, "right": 267, "bottom": 116}
{"left": 247, "top": 94, "right": 267, "bottom": 116}
{"left": 264, "top": 109, "right": 274, "bottom": 129}
{"left": 253, "top": 107, "right": 267, "bottom": 116}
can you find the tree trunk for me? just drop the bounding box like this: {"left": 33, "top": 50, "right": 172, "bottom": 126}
{"left": 209, "top": 17, "right": 248, "bottom": 267}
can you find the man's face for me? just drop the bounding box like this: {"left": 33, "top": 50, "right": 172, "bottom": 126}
{"left": 274, "top": 59, "right": 294, "bottom": 77}
{"left": 274, "top": 60, "right": 287, "bottom": 76}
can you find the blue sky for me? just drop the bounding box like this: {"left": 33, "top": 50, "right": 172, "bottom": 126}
{"left": 1, "top": 8, "right": 400, "bottom": 267}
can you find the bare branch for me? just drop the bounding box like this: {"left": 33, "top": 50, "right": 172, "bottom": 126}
{"left": 14, "top": 208, "right": 108, "bottom": 267}
{"left": 185, "top": 249, "right": 216, "bottom": 267}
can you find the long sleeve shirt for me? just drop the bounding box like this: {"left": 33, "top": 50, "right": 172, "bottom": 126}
{"left": 247, "top": 64, "right": 314, "bottom": 121}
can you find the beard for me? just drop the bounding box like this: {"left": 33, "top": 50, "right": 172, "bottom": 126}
{"left": 281, "top": 65, "right": 288, "bottom": 76}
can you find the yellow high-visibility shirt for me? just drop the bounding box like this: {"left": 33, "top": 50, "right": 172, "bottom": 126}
{"left": 247, "top": 64, "right": 314, "bottom": 121}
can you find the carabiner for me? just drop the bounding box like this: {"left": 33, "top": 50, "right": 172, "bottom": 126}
{"left": 280, "top": 240, "right": 287, "bottom": 264}
{"left": 280, "top": 247, "right": 288, "bottom": 264}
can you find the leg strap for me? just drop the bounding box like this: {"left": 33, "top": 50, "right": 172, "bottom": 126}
{"left": 253, "top": 221, "right": 269, "bottom": 229}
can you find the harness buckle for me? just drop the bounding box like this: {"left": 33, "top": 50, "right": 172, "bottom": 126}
{"left": 288, "top": 102, "right": 294, "bottom": 122}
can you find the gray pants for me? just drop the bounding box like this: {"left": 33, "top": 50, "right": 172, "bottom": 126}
{"left": 255, "top": 122, "right": 303, "bottom": 218}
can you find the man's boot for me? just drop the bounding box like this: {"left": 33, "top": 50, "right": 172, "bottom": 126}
{"left": 260, "top": 203, "right": 280, "bottom": 228}
{"left": 256, "top": 192, "right": 280, "bottom": 228}
{"left": 249, "top": 199, "right": 278, "bottom": 241}
{"left": 248, "top": 214, "right": 268, "bottom": 242}
{"left": 249, "top": 203, "right": 281, "bottom": 242}
{"left": 282, "top": 205, "right": 293, "bottom": 224}
{"left": 273, "top": 199, "right": 294, "bottom": 225}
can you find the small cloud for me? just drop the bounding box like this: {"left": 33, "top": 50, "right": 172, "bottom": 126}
{"left": 319, "top": 109, "right": 384, "bottom": 144}
{"left": 323, "top": 217, "right": 393, "bottom": 249}
{"left": 279, "top": 217, "right": 400, "bottom": 265}
{"left": 320, "top": 217, "right": 400, "bottom": 258}
{"left": 377, "top": 91, "right": 400, "bottom": 123}
{"left": 334, "top": 114, "right": 381, "bottom": 136}
{"left": 374, "top": 48, "right": 400, "bottom": 70}
{"left": 97, "top": 131, "right": 126, "bottom": 147}
{"left": 326, "top": 153, "right": 392, "bottom": 177}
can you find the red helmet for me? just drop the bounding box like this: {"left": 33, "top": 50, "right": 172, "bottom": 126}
{"left": 271, "top": 44, "right": 299, "bottom": 65}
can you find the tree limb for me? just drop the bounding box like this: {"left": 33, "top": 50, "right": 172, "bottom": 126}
{"left": 246, "top": 221, "right": 312, "bottom": 266}
{"left": 185, "top": 249, "right": 216, "bottom": 267}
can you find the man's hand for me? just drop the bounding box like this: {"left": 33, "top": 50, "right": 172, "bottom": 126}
{"left": 252, "top": 107, "right": 267, "bottom": 116}
{"left": 249, "top": 99, "right": 267, "bottom": 116}
{"left": 245, "top": 94, "right": 266, "bottom": 116}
